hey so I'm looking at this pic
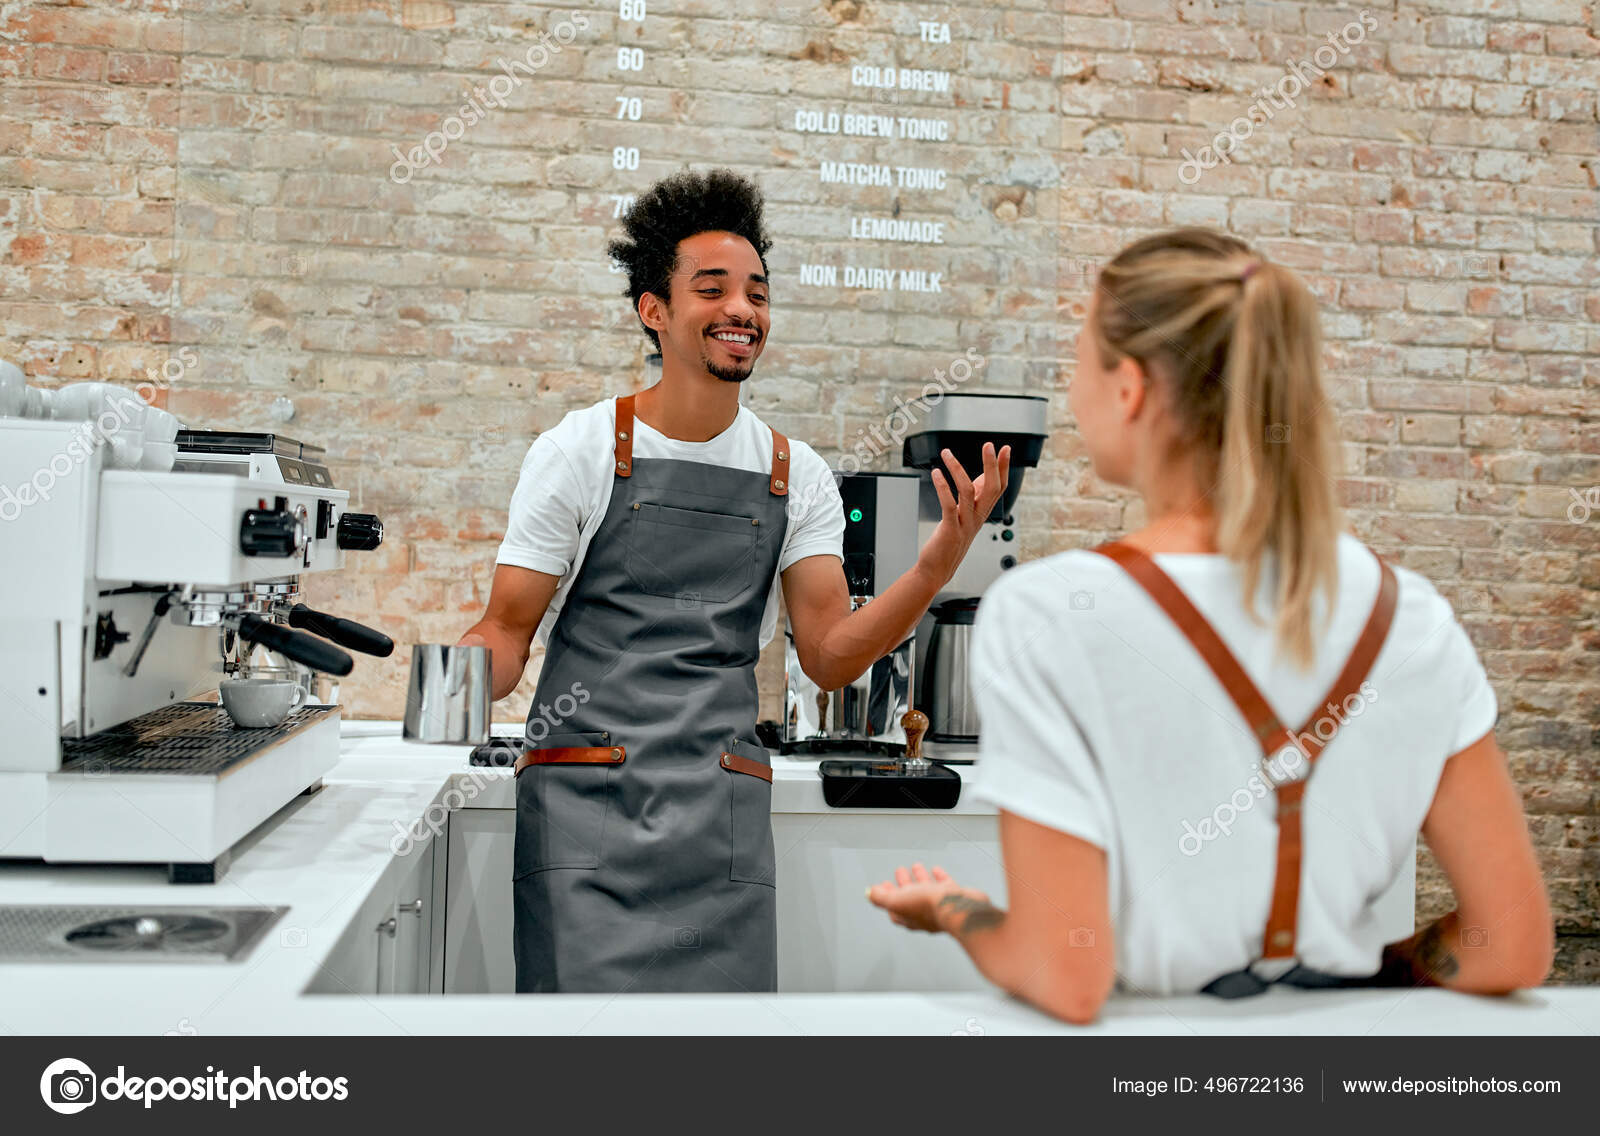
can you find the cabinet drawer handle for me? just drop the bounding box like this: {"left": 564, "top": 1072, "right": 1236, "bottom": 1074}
{"left": 377, "top": 916, "right": 398, "bottom": 938}
{"left": 398, "top": 899, "right": 424, "bottom": 916}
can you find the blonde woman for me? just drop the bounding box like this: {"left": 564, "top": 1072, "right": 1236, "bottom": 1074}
{"left": 869, "top": 229, "right": 1553, "bottom": 1023}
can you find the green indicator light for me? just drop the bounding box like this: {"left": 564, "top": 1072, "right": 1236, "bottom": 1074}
{"left": 848, "top": 508, "right": 864, "bottom": 523}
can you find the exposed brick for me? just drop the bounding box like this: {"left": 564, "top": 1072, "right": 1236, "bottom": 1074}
{"left": 1, "top": 0, "right": 1593, "bottom": 979}
{"left": 106, "top": 52, "right": 179, "bottom": 87}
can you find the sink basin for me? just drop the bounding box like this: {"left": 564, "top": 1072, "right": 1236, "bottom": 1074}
{"left": 0, "top": 905, "right": 286, "bottom": 963}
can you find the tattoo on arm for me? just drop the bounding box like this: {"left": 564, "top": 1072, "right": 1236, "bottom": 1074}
{"left": 937, "top": 893, "right": 1005, "bottom": 935}
{"left": 1414, "top": 921, "right": 1460, "bottom": 982}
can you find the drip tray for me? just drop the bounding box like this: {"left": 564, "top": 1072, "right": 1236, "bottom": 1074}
{"left": 0, "top": 905, "right": 287, "bottom": 963}
{"left": 59, "top": 702, "right": 335, "bottom": 777}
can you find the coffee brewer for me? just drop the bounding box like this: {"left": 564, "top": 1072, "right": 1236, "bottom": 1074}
{"left": 0, "top": 404, "right": 391, "bottom": 882}
{"left": 903, "top": 393, "right": 1049, "bottom": 748}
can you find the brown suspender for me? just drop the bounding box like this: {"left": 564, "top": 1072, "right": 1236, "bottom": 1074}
{"left": 768, "top": 428, "right": 790, "bottom": 496}
{"left": 1094, "top": 541, "right": 1399, "bottom": 961}
{"left": 614, "top": 393, "right": 636, "bottom": 477}
{"left": 612, "top": 393, "right": 789, "bottom": 495}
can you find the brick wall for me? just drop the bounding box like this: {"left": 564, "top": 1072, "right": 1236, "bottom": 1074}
{"left": 0, "top": 0, "right": 1595, "bottom": 979}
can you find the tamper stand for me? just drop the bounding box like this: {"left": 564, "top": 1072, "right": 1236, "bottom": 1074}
{"left": 818, "top": 708, "right": 961, "bottom": 809}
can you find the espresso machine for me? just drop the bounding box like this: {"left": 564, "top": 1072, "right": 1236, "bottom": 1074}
{"left": 782, "top": 471, "right": 920, "bottom": 755}
{"left": 904, "top": 393, "right": 1049, "bottom": 749}
{"left": 0, "top": 404, "right": 390, "bottom": 882}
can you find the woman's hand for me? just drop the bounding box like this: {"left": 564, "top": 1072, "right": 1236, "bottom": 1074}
{"left": 868, "top": 862, "right": 990, "bottom": 934}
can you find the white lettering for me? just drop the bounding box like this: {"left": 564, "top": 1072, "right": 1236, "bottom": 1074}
{"left": 820, "top": 160, "right": 892, "bottom": 187}
{"left": 849, "top": 216, "right": 946, "bottom": 244}
{"left": 799, "top": 263, "right": 839, "bottom": 286}
{"left": 894, "top": 165, "right": 946, "bottom": 190}
{"left": 897, "top": 116, "right": 949, "bottom": 141}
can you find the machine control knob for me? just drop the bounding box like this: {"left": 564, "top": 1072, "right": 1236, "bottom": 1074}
{"left": 1000, "top": 555, "right": 1018, "bottom": 571}
{"left": 239, "top": 509, "right": 300, "bottom": 557}
{"left": 337, "top": 512, "right": 384, "bottom": 551}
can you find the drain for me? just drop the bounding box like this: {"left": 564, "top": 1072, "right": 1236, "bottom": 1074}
{"left": 64, "top": 913, "right": 232, "bottom": 953}
{"left": 0, "top": 905, "right": 286, "bottom": 963}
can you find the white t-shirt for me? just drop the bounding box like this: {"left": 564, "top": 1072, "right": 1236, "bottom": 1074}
{"left": 967, "top": 533, "right": 1498, "bottom": 995}
{"left": 495, "top": 396, "right": 844, "bottom": 648}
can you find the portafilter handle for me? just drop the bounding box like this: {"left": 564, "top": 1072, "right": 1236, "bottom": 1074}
{"left": 901, "top": 707, "right": 929, "bottom": 772}
{"left": 286, "top": 603, "right": 395, "bottom": 658}
{"left": 232, "top": 613, "right": 354, "bottom": 677}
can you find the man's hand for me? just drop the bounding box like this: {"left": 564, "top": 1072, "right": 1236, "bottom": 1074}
{"left": 914, "top": 443, "right": 1012, "bottom": 587}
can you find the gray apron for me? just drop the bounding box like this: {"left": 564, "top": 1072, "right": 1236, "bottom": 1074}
{"left": 512, "top": 393, "right": 792, "bottom": 993}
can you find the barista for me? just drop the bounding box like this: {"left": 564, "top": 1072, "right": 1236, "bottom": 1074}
{"left": 459, "top": 169, "right": 1010, "bottom": 993}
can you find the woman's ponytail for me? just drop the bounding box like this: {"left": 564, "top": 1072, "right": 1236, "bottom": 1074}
{"left": 1092, "top": 229, "right": 1342, "bottom": 666}
{"left": 1216, "top": 261, "right": 1340, "bottom": 665}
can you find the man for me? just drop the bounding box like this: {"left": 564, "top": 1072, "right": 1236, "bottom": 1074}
{"left": 460, "top": 168, "right": 1009, "bottom": 994}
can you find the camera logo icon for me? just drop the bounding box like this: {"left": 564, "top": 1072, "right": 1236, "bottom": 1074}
{"left": 1069, "top": 927, "right": 1096, "bottom": 948}
{"left": 39, "top": 1058, "right": 97, "bottom": 1114}
{"left": 673, "top": 926, "right": 700, "bottom": 949}
{"left": 675, "top": 591, "right": 701, "bottom": 611}
{"left": 1069, "top": 591, "right": 1094, "bottom": 611}
{"left": 1462, "top": 926, "right": 1490, "bottom": 949}
{"left": 1265, "top": 424, "right": 1291, "bottom": 444}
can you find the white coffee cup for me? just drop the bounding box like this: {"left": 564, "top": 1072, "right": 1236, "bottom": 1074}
{"left": 219, "top": 678, "right": 307, "bottom": 729}
{"left": 50, "top": 382, "right": 145, "bottom": 426}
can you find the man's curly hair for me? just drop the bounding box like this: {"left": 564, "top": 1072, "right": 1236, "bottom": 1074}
{"left": 606, "top": 168, "right": 772, "bottom": 350}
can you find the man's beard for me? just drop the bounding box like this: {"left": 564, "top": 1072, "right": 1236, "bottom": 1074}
{"left": 701, "top": 332, "right": 757, "bottom": 383}
{"left": 705, "top": 357, "right": 752, "bottom": 383}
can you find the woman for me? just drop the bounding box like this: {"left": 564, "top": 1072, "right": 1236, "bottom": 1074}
{"left": 868, "top": 229, "right": 1553, "bottom": 1023}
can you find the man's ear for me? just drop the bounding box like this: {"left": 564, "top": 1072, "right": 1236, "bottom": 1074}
{"left": 638, "top": 291, "right": 668, "bottom": 338}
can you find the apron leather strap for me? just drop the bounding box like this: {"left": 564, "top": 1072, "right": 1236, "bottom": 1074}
{"left": 1095, "top": 541, "right": 1291, "bottom": 750}
{"left": 720, "top": 750, "right": 773, "bottom": 782}
{"left": 615, "top": 394, "right": 788, "bottom": 497}
{"left": 1093, "top": 540, "right": 1399, "bottom": 963}
{"left": 514, "top": 745, "right": 626, "bottom": 776}
{"left": 769, "top": 427, "right": 790, "bottom": 496}
{"left": 1260, "top": 556, "right": 1397, "bottom": 957}
{"left": 614, "top": 394, "right": 636, "bottom": 478}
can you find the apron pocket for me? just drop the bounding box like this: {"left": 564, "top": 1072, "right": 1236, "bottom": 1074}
{"left": 722, "top": 738, "right": 776, "bottom": 887}
{"left": 625, "top": 502, "right": 758, "bottom": 605}
{"left": 513, "top": 731, "right": 620, "bottom": 877}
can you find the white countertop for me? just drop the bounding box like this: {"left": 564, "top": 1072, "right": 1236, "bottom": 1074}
{"left": 334, "top": 722, "right": 994, "bottom": 814}
{"left": 0, "top": 722, "right": 1594, "bottom": 1036}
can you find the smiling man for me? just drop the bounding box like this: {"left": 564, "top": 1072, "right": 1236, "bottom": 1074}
{"left": 459, "top": 168, "right": 1009, "bottom": 994}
